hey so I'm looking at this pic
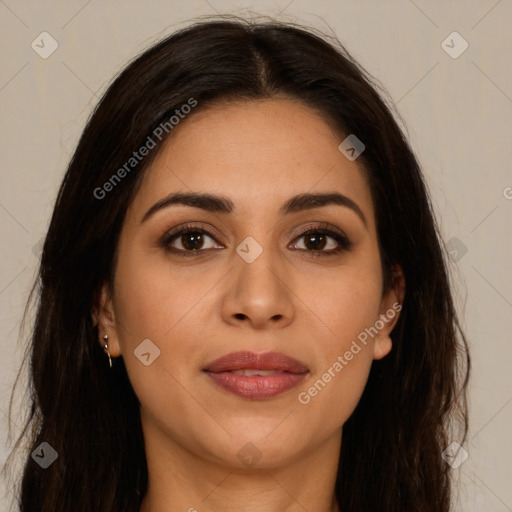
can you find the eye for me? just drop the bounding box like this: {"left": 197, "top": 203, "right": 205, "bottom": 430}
{"left": 161, "top": 223, "right": 223, "bottom": 255}
{"left": 290, "top": 223, "right": 352, "bottom": 256}
{"left": 161, "top": 222, "right": 352, "bottom": 257}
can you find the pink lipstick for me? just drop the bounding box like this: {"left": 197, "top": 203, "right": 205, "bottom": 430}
{"left": 203, "top": 351, "right": 309, "bottom": 400}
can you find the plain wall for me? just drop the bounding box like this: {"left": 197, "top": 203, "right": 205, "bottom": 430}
{"left": 1, "top": 0, "right": 511, "bottom": 510}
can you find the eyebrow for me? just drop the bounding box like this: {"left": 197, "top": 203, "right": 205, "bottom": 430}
{"left": 141, "top": 191, "right": 367, "bottom": 226}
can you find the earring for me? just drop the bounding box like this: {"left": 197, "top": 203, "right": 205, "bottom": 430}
{"left": 103, "top": 334, "right": 112, "bottom": 368}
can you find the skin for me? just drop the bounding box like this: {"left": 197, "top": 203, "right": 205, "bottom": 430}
{"left": 96, "top": 97, "right": 405, "bottom": 512}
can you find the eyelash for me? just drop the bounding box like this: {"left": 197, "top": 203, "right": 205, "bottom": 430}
{"left": 160, "top": 222, "right": 352, "bottom": 257}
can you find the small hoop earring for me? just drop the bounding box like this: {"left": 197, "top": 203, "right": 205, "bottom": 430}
{"left": 103, "top": 334, "right": 112, "bottom": 368}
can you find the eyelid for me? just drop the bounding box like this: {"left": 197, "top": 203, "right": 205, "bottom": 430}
{"left": 160, "top": 221, "right": 352, "bottom": 256}
{"left": 160, "top": 222, "right": 223, "bottom": 254}
{"left": 289, "top": 222, "right": 352, "bottom": 253}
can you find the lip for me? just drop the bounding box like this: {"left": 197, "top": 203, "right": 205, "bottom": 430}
{"left": 203, "top": 351, "right": 309, "bottom": 400}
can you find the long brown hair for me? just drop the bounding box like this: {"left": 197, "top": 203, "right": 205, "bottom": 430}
{"left": 5, "top": 17, "right": 470, "bottom": 511}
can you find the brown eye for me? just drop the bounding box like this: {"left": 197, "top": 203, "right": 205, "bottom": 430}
{"left": 161, "top": 224, "right": 223, "bottom": 255}
{"left": 302, "top": 232, "right": 329, "bottom": 251}
{"left": 167, "top": 230, "right": 218, "bottom": 252}
{"left": 177, "top": 231, "right": 208, "bottom": 251}
{"left": 292, "top": 225, "right": 352, "bottom": 255}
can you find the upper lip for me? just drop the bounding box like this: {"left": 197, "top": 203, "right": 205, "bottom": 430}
{"left": 203, "top": 351, "right": 309, "bottom": 374}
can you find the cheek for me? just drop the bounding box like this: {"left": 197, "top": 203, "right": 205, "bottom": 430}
{"left": 110, "top": 249, "right": 222, "bottom": 407}
{"left": 302, "top": 262, "right": 383, "bottom": 345}
{"left": 294, "top": 311, "right": 377, "bottom": 439}
{"left": 293, "top": 263, "right": 383, "bottom": 422}
{"left": 112, "top": 245, "right": 212, "bottom": 341}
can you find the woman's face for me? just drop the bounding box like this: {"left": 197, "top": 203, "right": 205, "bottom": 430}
{"left": 98, "top": 97, "right": 403, "bottom": 469}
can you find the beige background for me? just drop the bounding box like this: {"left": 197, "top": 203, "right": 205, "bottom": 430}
{"left": 1, "top": 0, "right": 511, "bottom": 510}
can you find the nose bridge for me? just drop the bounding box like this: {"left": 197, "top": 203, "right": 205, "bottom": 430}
{"left": 222, "top": 226, "right": 295, "bottom": 328}
{"left": 234, "top": 230, "right": 284, "bottom": 294}
{"left": 232, "top": 204, "right": 280, "bottom": 268}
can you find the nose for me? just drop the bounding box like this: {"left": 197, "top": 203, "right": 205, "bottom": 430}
{"left": 221, "top": 246, "right": 295, "bottom": 330}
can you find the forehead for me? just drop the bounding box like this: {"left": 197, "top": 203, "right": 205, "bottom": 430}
{"left": 129, "top": 97, "right": 375, "bottom": 225}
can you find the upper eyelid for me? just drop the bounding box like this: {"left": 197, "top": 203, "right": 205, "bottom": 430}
{"left": 163, "top": 223, "right": 350, "bottom": 248}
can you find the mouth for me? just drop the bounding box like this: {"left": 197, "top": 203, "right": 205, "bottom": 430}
{"left": 203, "top": 351, "right": 309, "bottom": 400}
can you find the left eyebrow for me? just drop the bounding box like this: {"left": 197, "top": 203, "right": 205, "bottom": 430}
{"left": 279, "top": 192, "right": 367, "bottom": 226}
{"left": 141, "top": 191, "right": 367, "bottom": 227}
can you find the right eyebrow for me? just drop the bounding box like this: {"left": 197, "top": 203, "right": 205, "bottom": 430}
{"left": 141, "top": 192, "right": 234, "bottom": 223}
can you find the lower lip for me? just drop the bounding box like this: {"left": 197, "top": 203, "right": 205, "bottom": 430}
{"left": 205, "top": 371, "right": 308, "bottom": 399}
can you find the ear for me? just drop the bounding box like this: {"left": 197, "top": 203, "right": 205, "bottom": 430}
{"left": 372, "top": 264, "right": 406, "bottom": 360}
{"left": 91, "top": 283, "right": 122, "bottom": 357}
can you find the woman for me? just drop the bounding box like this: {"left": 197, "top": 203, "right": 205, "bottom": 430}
{"left": 6, "top": 17, "right": 470, "bottom": 512}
